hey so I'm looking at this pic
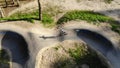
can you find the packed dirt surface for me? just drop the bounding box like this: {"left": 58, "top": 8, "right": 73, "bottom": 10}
{"left": 41, "top": 0, "right": 120, "bottom": 22}
{"left": 0, "top": 21, "right": 59, "bottom": 68}
{"left": 0, "top": 0, "right": 34, "bottom": 16}
{"left": 62, "top": 21, "right": 120, "bottom": 46}
{"left": 0, "top": 19, "right": 120, "bottom": 68}
{"left": 0, "top": 0, "right": 120, "bottom": 67}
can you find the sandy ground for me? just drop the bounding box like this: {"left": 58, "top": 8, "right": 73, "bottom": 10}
{"left": 2, "top": 0, "right": 119, "bottom": 22}
{"left": 8, "top": 0, "right": 38, "bottom": 16}
{"left": 0, "top": 0, "right": 119, "bottom": 21}
{"left": 0, "top": 0, "right": 35, "bottom": 16}
{"left": 41, "top": 0, "right": 120, "bottom": 22}
{"left": 35, "top": 40, "right": 90, "bottom": 68}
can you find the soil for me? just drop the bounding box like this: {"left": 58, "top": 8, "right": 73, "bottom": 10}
{"left": 0, "top": 0, "right": 34, "bottom": 16}
{"left": 35, "top": 40, "right": 108, "bottom": 68}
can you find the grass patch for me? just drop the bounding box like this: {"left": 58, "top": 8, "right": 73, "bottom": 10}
{"left": 68, "top": 44, "right": 88, "bottom": 64}
{"left": 57, "top": 10, "right": 114, "bottom": 24}
{"left": 68, "top": 43, "right": 107, "bottom": 68}
{"left": 104, "top": 0, "right": 113, "bottom": 4}
{"left": 0, "top": 10, "right": 54, "bottom": 25}
{"left": 110, "top": 23, "right": 120, "bottom": 34}
{"left": 57, "top": 10, "right": 120, "bottom": 34}
{"left": 42, "top": 12, "right": 54, "bottom": 26}
{"left": 0, "top": 9, "right": 119, "bottom": 34}
{"left": 42, "top": 4, "right": 64, "bottom": 27}
{"left": 0, "top": 10, "right": 39, "bottom": 23}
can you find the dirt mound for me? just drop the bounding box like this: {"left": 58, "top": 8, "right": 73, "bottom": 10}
{"left": 35, "top": 40, "right": 107, "bottom": 68}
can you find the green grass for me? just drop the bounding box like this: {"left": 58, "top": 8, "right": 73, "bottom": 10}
{"left": 42, "top": 12, "right": 54, "bottom": 25}
{"left": 104, "top": 0, "right": 113, "bottom": 3}
{"left": 68, "top": 43, "right": 107, "bottom": 68}
{"left": 0, "top": 10, "right": 54, "bottom": 25}
{"left": 0, "top": 10, "right": 39, "bottom": 23}
{"left": 0, "top": 10, "right": 120, "bottom": 34}
{"left": 57, "top": 10, "right": 120, "bottom": 34}
{"left": 57, "top": 10, "right": 114, "bottom": 24}
{"left": 68, "top": 44, "right": 88, "bottom": 64}
{"left": 110, "top": 23, "right": 120, "bottom": 34}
